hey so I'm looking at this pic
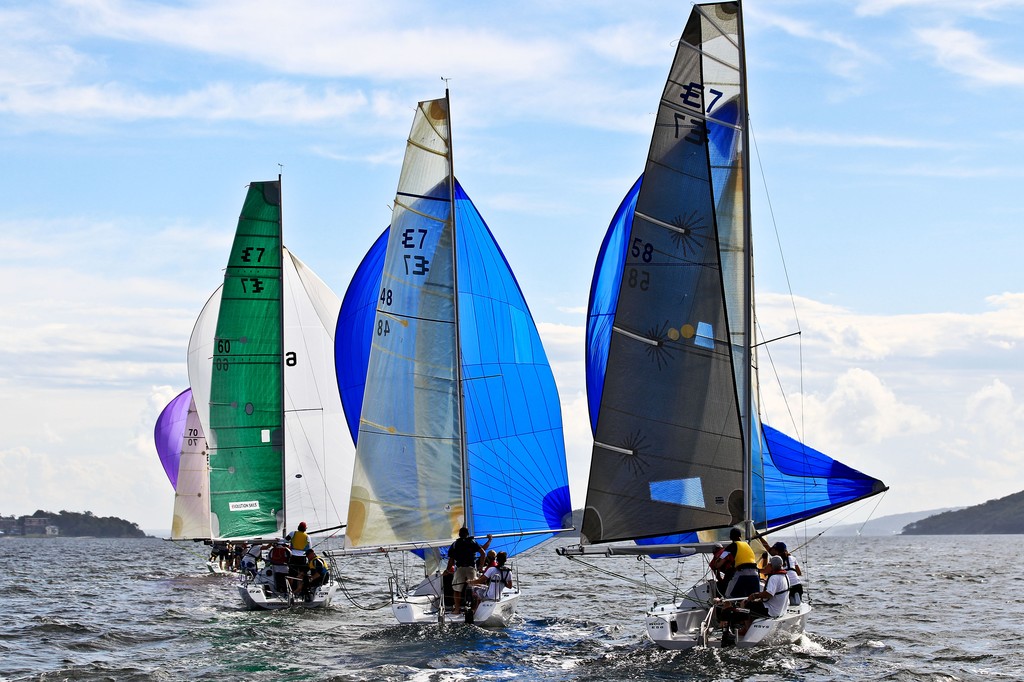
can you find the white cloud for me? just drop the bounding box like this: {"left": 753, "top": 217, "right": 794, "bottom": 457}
{"left": 759, "top": 128, "right": 952, "bottom": 150}
{"left": 854, "top": 0, "right": 1024, "bottom": 17}
{"left": 759, "top": 292, "right": 1024, "bottom": 362}
{"left": 914, "top": 25, "right": 1024, "bottom": 87}
{"left": 0, "top": 81, "right": 369, "bottom": 122}
{"left": 59, "top": 0, "right": 570, "bottom": 82}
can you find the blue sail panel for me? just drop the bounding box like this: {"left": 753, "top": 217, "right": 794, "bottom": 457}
{"left": 455, "top": 181, "right": 572, "bottom": 558}
{"left": 585, "top": 176, "right": 642, "bottom": 434}
{"left": 335, "top": 227, "right": 389, "bottom": 445}
{"left": 761, "top": 423, "right": 887, "bottom": 528}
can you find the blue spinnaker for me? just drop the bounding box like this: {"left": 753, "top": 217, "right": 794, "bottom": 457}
{"left": 335, "top": 227, "right": 389, "bottom": 444}
{"left": 337, "top": 180, "right": 571, "bottom": 558}
{"left": 454, "top": 182, "right": 572, "bottom": 557}
{"left": 760, "top": 424, "right": 887, "bottom": 528}
{"left": 585, "top": 176, "right": 641, "bottom": 434}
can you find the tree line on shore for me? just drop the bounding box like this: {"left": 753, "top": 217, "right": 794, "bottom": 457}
{"left": 1, "top": 510, "right": 147, "bottom": 538}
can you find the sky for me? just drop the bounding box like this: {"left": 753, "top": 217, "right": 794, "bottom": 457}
{"left": 3, "top": 0, "right": 1024, "bottom": 534}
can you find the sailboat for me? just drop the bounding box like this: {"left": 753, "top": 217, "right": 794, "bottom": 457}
{"left": 155, "top": 388, "right": 212, "bottom": 542}
{"left": 330, "top": 93, "right": 572, "bottom": 627}
{"left": 558, "top": 1, "right": 887, "bottom": 649}
{"left": 154, "top": 387, "right": 227, "bottom": 573}
{"left": 182, "top": 178, "right": 352, "bottom": 609}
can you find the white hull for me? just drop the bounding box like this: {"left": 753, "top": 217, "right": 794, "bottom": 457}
{"left": 237, "top": 569, "right": 337, "bottom": 610}
{"left": 391, "top": 573, "right": 519, "bottom": 627}
{"left": 206, "top": 561, "right": 239, "bottom": 575}
{"left": 645, "top": 580, "right": 810, "bottom": 650}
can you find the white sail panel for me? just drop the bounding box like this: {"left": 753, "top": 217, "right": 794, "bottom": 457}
{"left": 186, "top": 285, "right": 221, "bottom": 465}
{"left": 281, "top": 247, "right": 351, "bottom": 534}
{"left": 171, "top": 395, "right": 213, "bottom": 539}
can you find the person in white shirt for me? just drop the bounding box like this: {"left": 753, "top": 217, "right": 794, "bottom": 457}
{"left": 770, "top": 541, "right": 803, "bottom": 605}
{"left": 471, "top": 551, "right": 513, "bottom": 605}
{"left": 739, "top": 555, "right": 790, "bottom": 636}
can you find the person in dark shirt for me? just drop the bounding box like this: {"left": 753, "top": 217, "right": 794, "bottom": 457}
{"left": 445, "top": 527, "right": 493, "bottom": 615}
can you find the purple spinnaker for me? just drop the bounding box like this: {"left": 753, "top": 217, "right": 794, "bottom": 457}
{"left": 155, "top": 388, "right": 192, "bottom": 489}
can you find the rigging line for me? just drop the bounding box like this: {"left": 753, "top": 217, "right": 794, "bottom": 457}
{"left": 333, "top": 572, "right": 391, "bottom": 611}
{"left": 754, "top": 318, "right": 801, "bottom": 439}
{"left": 638, "top": 554, "right": 698, "bottom": 603}
{"left": 856, "top": 488, "right": 888, "bottom": 536}
{"left": 561, "top": 554, "right": 678, "bottom": 599}
{"left": 789, "top": 493, "right": 889, "bottom": 555}
{"left": 750, "top": 119, "right": 807, "bottom": 447}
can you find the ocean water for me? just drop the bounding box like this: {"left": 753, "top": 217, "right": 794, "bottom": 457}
{"left": 1, "top": 534, "right": 1020, "bottom": 681}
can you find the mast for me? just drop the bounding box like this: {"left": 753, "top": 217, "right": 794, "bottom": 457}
{"left": 445, "top": 89, "right": 472, "bottom": 534}
{"left": 736, "top": 1, "right": 755, "bottom": 541}
{"left": 277, "top": 172, "right": 287, "bottom": 536}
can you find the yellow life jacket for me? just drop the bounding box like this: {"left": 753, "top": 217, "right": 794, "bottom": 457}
{"left": 290, "top": 531, "right": 309, "bottom": 551}
{"left": 732, "top": 540, "right": 756, "bottom": 567}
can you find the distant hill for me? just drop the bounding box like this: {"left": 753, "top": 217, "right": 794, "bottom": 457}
{"left": 822, "top": 508, "right": 959, "bottom": 536}
{"left": 902, "top": 490, "right": 1024, "bottom": 534}
{"left": 1, "top": 510, "right": 147, "bottom": 538}
{"left": 558, "top": 507, "right": 960, "bottom": 538}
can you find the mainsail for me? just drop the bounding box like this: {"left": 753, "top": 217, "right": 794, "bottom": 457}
{"left": 339, "top": 95, "right": 571, "bottom": 559}
{"left": 186, "top": 247, "right": 350, "bottom": 539}
{"left": 155, "top": 388, "right": 212, "bottom": 539}
{"left": 206, "top": 180, "right": 285, "bottom": 540}
{"left": 581, "top": 2, "right": 885, "bottom": 547}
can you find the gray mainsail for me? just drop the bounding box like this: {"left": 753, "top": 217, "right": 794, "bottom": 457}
{"left": 582, "top": 3, "right": 747, "bottom": 544}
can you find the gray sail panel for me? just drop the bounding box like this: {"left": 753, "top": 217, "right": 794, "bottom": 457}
{"left": 582, "top": 2, "right": 745, "bottom": 545}
{"left": 347, "top": 97, "right": 463, "bottom": 548}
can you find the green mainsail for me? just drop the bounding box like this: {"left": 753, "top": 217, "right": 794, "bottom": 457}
{"left": 208, "top": 179, "right": 285, "bottom": 539}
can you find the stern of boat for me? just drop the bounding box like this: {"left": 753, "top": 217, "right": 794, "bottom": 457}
{"left": 645, "top": 581, "right": 721, "bottom": 650}
{"left": 390, "top": 574, "right": 519, "bottom": 627}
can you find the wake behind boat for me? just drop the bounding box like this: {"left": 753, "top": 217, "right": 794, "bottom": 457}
{"left": 328, "top": 92, "right": 572, "bottom": 627}
{"left": 558, "top": 0, "right": 887, "bottom": 649}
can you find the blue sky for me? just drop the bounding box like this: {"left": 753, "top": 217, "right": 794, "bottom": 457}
{"left": 3, "top": 0, "right": 1024, "bottom": 532}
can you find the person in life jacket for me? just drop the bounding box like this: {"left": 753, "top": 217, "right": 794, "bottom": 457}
{"left": 240, "top": 542, "right": 266, "bottom": 577}
{"left": 470, "top": 551, "right": 513, "bottom": 607}
{"left": 301, "top": 548, "right": 329, "bottom": 601}
{"left": 738, "top": 554, "right": 791, "bottom": 636}
{"left": 708, "top": 542, "right": 730, "bottom": 597}
{"left": 718, "top": 527, "right": 759, "bottom": 599}
{"left": 267, "top": 540, "right": 291, "bottom": 593}
{"left": 771, "top": 541, "right": 803, "bottom": 605}
{"left": 714, "top": 528, "right": 758, "bottom": 634}
{"left": 288, "top": 522, "right": 311, "bottom": 588}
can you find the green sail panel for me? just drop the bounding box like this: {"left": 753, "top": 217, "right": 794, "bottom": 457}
{"left": 208, "top": 180, "right": 285, "bottom": 540}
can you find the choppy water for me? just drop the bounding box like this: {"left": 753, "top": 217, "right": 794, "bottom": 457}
{"left": 2, "top": 534, "right": 1020, "bottom": 681}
